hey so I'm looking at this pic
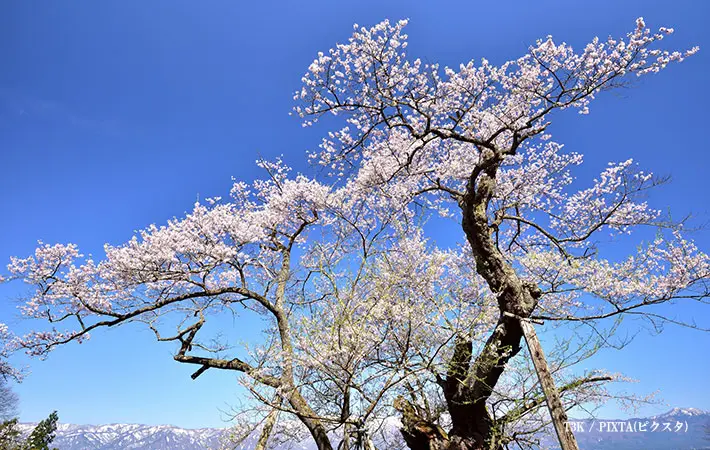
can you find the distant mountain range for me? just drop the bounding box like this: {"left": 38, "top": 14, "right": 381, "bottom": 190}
{"left": 561, "top": 407, "right": 710, "bottom": 450}
{"left": 16, "top": 423, "right": 228, "bottom": 450}
{"left": 19, "top": 408, "right": 710, "bottom": 450}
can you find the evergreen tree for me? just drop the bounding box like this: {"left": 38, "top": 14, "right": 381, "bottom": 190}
{"left": 0, "top": 412, "right": 58, "bottom": 450}
{"left": 21, "top": 411, "right": 57, "bottom": 450}
{"left": 0, "top": 418, "right": 21, "bottom": 450}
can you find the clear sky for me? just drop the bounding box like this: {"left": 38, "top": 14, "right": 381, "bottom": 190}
{"left": 1, "top": 0, "right": 709, "bottom": 429}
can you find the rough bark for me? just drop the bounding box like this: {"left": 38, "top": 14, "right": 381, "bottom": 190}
{"left": 398, "top": 153, "right": 542, "bottom": 450}
{"left": 289, "top": 388, "right": 334, "bottom": 450}
{"left": 255, "top": 399, "right": 281, "bottom": 450}
{"left": 394, "top": 396, "right": 449, "bottom": 450}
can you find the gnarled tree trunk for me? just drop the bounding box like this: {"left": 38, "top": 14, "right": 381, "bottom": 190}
{"left": 397, "top": 153, "right": 542, "bottom": 450}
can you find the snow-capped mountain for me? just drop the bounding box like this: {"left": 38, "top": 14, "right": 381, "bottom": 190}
{"left": 19, "top": 408, "right": 710, "bottom": 450}
{"left": 652, "top": 407, "right": 709, "bottom": 419}
{"left": 16, "top": 423, "right": 231, "bottom": 450}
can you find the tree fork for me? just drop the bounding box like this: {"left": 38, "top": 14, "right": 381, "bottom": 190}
{"left": 458, "top": 156, "right": 579, "bottom": 450}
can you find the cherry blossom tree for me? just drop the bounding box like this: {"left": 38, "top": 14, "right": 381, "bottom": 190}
{"left": 295, "top": 17, "right": 708, "bottom": 450}
{"left": 0, "top": 324, "right": 16, "bottom": 381}
{"left": 1, "top": 17, "right": 708, "bottom": 450}
{"left": 0, "top": 160, "right": 351, "bottom": 450}
{"left": 0, "top": 157, "right": 488, "bottom": 450}
{"left": 0, "top": 163, "right": 629, "bottom": 450}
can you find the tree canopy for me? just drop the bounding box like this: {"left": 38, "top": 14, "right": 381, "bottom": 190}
{"left": 1, "top": 17, "right": 707, "bottom": 450}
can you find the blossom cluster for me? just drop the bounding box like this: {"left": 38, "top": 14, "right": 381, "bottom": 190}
{"left": 2, "top": 162, "right": 334, "bottom": 356}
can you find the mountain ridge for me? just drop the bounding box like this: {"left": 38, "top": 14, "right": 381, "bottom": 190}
{"left": 18, "top": 408, "right": 710, "bottom": 450}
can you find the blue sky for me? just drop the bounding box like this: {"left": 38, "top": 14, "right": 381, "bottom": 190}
{"left": 1, "top": 0, "right": 709, "bottom": 429}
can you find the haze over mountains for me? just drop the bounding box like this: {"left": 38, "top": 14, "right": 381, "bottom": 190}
{"left": 18, "top": 408, "right": 710, "bottom": 450}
